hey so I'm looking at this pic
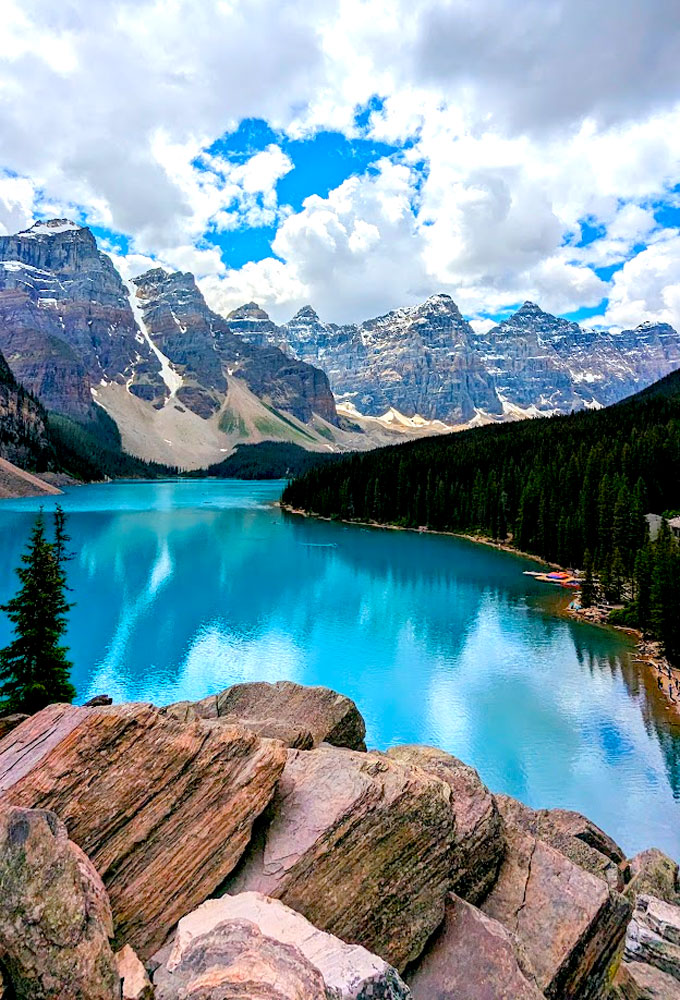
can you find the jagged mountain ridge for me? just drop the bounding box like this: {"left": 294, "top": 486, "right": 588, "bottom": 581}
{"left": 228, "top": 297, "right": 680, "bottom": 423}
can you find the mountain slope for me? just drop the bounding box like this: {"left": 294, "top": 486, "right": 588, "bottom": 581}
{"left": 282, "top": 367, "right": 680, "bottom": 571}
{"left": 0, "top": 345, "right": 54, "bottom": 471}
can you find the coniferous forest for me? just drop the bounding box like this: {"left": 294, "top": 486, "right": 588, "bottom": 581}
{"left": 283, "top": 369, "right": 680, "bottom": 663}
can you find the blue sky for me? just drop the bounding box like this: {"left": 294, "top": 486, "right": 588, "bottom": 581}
{"left": 0, "top": 0, "right": 678, "bottom": 330}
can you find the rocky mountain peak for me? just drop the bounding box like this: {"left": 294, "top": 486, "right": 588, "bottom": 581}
{"left": 291, "top": 305, "right": 320, "bottom": 323}
{"left": 228, "top": 301, "right": 272, "bottom": 322}
{"left": 19, "top": 219, "right": 85, "bottom": 238}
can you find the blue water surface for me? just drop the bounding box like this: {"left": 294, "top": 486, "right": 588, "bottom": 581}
{"left": 0, "top": 479, "right": 678, "bottom": 859}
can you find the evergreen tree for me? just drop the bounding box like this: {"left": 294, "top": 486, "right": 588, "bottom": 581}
{"left": 0, "top": 510, "right": 76, "bottom": 714}
{"left": 581, "top": 550, "right": 595, "bottom": 608}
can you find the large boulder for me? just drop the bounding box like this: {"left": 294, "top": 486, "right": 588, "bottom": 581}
{"left": 154, "top": 918, "right": 330, "bottom": 999}
{"left": 0, "top": 806, "right": 118, "bottom": 999}
{"left": 481, "top": 822, "right": 631, "bottom": 999}
{"left": 190, "top": 680, "right": 367, "bottom": 750}
{"left": 223, "top": 744, "right": 456, "bottom": 972}
{"left": 614, "top": 960, "right": 680, "bottom": 998}
{"left": 496, "top": 794, "right": 626, "bottom": 890}
{"left": 164, "top": 701, "right": 314, "bottom": 749}
{"left": 625, "top": 895, "right": 680, "bottom": 983}
{"left": 406, "top": 894, "right": 543, "bottom": 1000}
{"left": 0, "top": 702, "right": 287, "bottom": 957}
{"left": 386, "top": 745, "right": 505, "bottom": 903}
{"left": 154, "top": 892, "right": 411, "bottom": 999}
{"left": 626, "top": 851, "right": 680, "bottom": 908}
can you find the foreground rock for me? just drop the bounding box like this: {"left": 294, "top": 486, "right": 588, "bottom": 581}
{"left": 116, "top": 946, "right": 154, "bottom": 1000}
{"left": 224, "top": 744, "right": 456, "bottom": 971}
{"left": 626, "top": 850, "right": 680, "bottom": 908}
{"left": 481, "top": 821, "right": 631, "bottom": 998}
{"left": 497, "top": 793, "right": 626, "bottom": 890}
{"left": 406, "top": 894, "right": 543, "bottom": 1000}
{"left": 625, "top": 895, "right": 680, "bottom": 983}
{"left": 614, "top": 960, "right": 680, "bottom": 998}
{"left": 190, "top": 679, "right": 367, "bottom": 750}
{"left": 386, "top": 745, "right": 505, "bottom": 903}
{"left": 0, "top": 806, "right": 118, "bottom": 999}
{"left": 0, "top": 703, "right": 287, "bottom": 957}
{"left": 154, "top": 892, "right": 411, "bottom": 999}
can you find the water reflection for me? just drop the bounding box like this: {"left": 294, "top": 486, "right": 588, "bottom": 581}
{"left": 0, "top": 480, "right": 678, "bottom": 858}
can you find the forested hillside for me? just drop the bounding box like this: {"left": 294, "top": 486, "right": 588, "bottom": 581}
{"left": 283, "top": 369, "right": 680, "bottom": 662}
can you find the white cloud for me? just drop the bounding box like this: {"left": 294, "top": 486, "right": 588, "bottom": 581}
{"left": 602, "top": 233, "right": 680, "bottom": 331}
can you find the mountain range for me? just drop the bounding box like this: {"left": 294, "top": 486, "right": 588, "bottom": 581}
{"left": 0, "top": 219, "right": 679, "bottom": 470}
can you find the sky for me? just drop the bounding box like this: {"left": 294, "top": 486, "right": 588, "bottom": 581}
{"left": 0, "top": 0, "right": 679, "bottom": 331}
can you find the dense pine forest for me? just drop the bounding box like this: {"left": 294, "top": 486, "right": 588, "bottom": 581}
{"left": 283, "top": 369, "right": 680, "bottom": 663}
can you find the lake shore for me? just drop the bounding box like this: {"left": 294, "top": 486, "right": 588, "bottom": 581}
{"left": 280, "top": 503, "right": 680, "bottom": 720}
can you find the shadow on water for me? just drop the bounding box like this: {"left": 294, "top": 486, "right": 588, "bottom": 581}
{"left": 0, "top": 481, "right": 679, "bottom": 858}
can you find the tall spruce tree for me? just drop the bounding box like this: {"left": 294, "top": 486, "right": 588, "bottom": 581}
{"left": 0, "top": 509, "right": 76, "bottom": 714}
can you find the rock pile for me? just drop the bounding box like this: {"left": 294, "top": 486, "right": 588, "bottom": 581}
{"left": 0, "top": 680, "right": 676, "bottom": 999}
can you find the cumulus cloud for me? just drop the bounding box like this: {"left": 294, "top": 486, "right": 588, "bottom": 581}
{"left": 0, "top": 0, "right": 678, "bottom": 326}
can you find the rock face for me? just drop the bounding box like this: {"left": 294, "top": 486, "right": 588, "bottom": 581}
{"left": 0, "top": 347, "right": 54, "bottom": 470}
{"left": 406, "top": 894, "right": 543, "bottom": 1000}
{"left": 0, "top": 712, "right": 29, "bottom": 740}
{"left": 385, "top": 745, "right": 505, "bottom": 903}
{"left": 614, "top": 959, "right": 680, "bottom": 998}
{"left": 496, "top": 793, "right": 626, "bottom": 890}
{"left": 191, "top": 680, "right": 367, "bottom": 751}
{"left": 0, "top": 220, "right": 165, "bottom": 418}
{"left": 625, "top": 895, "right": 680, "bottom": 983}
{"left": 481, "top": 821, "right": 631, "bottom": 998}
{"left": 0, "top": 702, "right": 287, "bottom": 957}
{"left": 134, "top": 269, "right": 338, "bottom": 424}
{"left": 0, "top": 806, "right": 118, "bottom": 999}
{"left": 223, "top": 744, "right": 457, "bottom": 972}
{"left": 154, "top": 892, "right": 411, "bottom": 999}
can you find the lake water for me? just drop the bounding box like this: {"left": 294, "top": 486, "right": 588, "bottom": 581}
{"left": 0, "top": 479, "right": 678, "bottom": 859}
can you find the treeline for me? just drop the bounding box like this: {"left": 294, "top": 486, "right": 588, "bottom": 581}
{"left": 283, "top": 369, "right": 680, "bottom": 662}
{"left": 186, "top": 441, "right": 347, "bottom": 480}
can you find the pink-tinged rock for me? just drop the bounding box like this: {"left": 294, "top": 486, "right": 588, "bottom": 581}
{"left": 0, "top": 702, "right": 287, "bottom": 958}
{"left": 386, "top": 745, "right": 505, "bottom": 903}
{"left": 626, "top": 851, "right": 680, "bottom": 908}
{"left": 154, "top": 892, "right": 410, "bottom": 999}
{"left": 223, "top": 744, "right": 456, "bottom": 972}
{"left": 496, "top": 794, "right": 626, "bottom": 890}
{"left": 625, "top": 895, "right": 680, "bottom": 983}
{"left": 116, "top": 945, "right": 154, "bottom": 1000}
{"left": 191, "top": 680, "right": 366, "bottom": 750}
{"left": 614, "top": 960, "right": 680, "bottom": 998}
{"left": 407, "top": 894, "right": 543, "bottom": 1000}
{"left": 481, "top": 822, "right": 631, "bottom": 999}
{"left": 0, "top": 806, "right": 118, "bottom": 999}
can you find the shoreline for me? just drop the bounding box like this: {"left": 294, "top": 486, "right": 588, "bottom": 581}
{"left": 280, "top": 503, "right": 680, "bottom": 720}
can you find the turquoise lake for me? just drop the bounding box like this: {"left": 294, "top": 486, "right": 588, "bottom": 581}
{"left": 0, "top": 479, "right": 678, "bottom": 859}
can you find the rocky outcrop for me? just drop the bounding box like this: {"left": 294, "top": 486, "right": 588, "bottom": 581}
{"left": 481, "top": 821, "right": 631, "bottom": 998}
{"left": 154, "top": 892, "right": 411, "bottom": 999}
{"left": 223, "top": 743, "right": 457, "bottom": 972}
{"left": 189, "top": 679, "right": 366, "bottom": 750}
{"left": 626, "top": 850, "right": 680, "bottom": 908}
{"left": 0, "top": 805, "right": 118, "bottom": 999}
{"left": 0, "top": 702, "right": 287, "bottom": 957}
{"left": 385, "top": 745, "right": 505, "bottom": 903}
{"left": 406, "top": 894, "right": 543, "bottom": 1000}
{"left": 496, "top": 793, "right": 626, "bottom": 890}
{"left": 0, "top": 712, "right": 29, "bottom": 739}
{"left": 625, "top": 895, "right": 680, "bottom": 983}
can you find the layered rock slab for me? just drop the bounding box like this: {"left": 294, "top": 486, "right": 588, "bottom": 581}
{"left": 223, "top": 744, "right": 456, "bottom": 972}
{"left": 625, "top": 895, "right": 680, "bottom": 983}
{"left": 0, "top": 806, "right": 118, "bottom": 1000}
{"left": 154, "top": 892, "right": 411, "bottom": 999}
{"left": 406, "top": 893, "right": 543, "bottom": 1000}
{"left": 614, "top": 960, "right": 680, "bottom": 998}
{"left": 481, "top": 821, "right": 631, "bottom": 999}
{"left": 191, "top": 679, "right": 366, "bottom": 750}
{"left": 385, "top": 745, "right": 505, "bottom": 903}
{"left": 0, "top": 702, "right": 287, "bottom": 957}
